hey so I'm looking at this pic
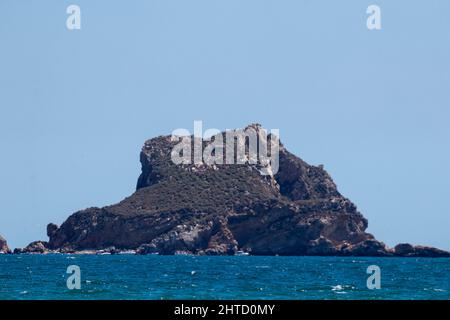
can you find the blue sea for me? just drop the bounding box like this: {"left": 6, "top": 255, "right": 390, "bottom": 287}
{"left": 0, "top": 255, "right": 449, "bottom": 300}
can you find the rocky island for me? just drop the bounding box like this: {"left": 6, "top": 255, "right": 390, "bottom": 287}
{"left": 0, "top": 235, "right": 10, "bottom": 254}
{"left": 11, "top": 124, "right": 450, "bottom": 257}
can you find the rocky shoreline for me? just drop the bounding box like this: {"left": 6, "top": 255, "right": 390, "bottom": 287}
{"left": 3, "top": 124, "right": 450, "bottom": 257}
{"left": 4, "top": 240, "right": 450, "bottom": 258}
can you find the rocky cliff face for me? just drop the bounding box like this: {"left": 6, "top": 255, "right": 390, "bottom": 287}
{"left": 20, "top": 124, "right": 450, "bottom": 257}
{"left": 0, "top": 235, "right": 10, "bottom": 254}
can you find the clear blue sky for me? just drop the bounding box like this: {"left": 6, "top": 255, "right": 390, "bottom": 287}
{"left": 1, "top": 1, "right": 449, "bottom": 250}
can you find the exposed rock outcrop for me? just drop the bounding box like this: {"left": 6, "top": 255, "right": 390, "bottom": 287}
{"left": 14, "top": 241, "right": 51, "bottom": 254}
{"left": 0, "top": 234, "right": 10, "bottom": 254}
{"left": 393, "top": 243, "right": 450, "bottom": 257}
{"left": 18, "top": 124, "right": 450, "bottom": 257}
